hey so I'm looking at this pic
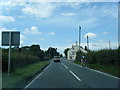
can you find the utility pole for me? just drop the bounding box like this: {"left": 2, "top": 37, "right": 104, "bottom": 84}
{"left": 87, "top": 35, "right": 89, "bottom": 50}
{"left": 109, "top": 41, "right": 111, "bottom": 49}
{"left": 79, "top": 26, "right": 81, "bottom": 50}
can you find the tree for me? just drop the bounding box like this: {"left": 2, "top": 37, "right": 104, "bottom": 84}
{"left": 37, "top": 50, "right": 45, "bottom": 61}
{"left": 46, "top": 47, "right": 59, "bottom": 58}
{"left": 60, "top": 54, "right": 63, "bottom": 57}
{"left": 30, "top": 44, "right": 41, "bottom": 53}
{"left": 64, "top": 48, "right": 70, "bottom": 58}
{"left": 84, "top": 46, "right": 88, "bottom": 51}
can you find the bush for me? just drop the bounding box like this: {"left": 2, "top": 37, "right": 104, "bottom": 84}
{"left": 2, "top": 51, "right": 39, "bottom": 72}
{"left": 2, "top": 45, "right": 60, "bottom": 72}
{"left": 12, "top": 53, "right": 40, "bottom": 70}
{"left": 76, "top": 49, "right": 119, "bottom": 66}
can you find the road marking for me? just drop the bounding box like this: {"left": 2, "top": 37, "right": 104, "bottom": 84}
{"left": 69, "top": 70, "right": 81, "bottom": 81}
{"left": 64, "top": 65, "right": 68, "bottom": 69}
{"left": 24, "top": 62, "right": 52, "bottom": 89}
{"left": 43, "top": 62, "right": 52, "bottom": 72}
{"left": 72, "top": 62, "right": 119, "bottom": 79}
{"left": 61, "top": 63, "right": 68, "bottom": 69}
{"left": 23, "top": 72, "right": 43, "bottom": 89}
{"left": 88, "top": 68, "right": 120, "bottom": 79}
{"left": 61, "top": 62, "right": 81, "bottom": 81}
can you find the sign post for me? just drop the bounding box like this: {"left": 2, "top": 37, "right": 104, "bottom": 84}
{"left": 8, "top": 32, "right": 11, "bottom": 76}
{"left": 2, "top": 31, "right": 20, "bottom": 76}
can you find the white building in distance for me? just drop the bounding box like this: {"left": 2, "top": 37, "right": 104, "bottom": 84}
{"left": 67, "top": 44, "right": 87, "bottom": 60}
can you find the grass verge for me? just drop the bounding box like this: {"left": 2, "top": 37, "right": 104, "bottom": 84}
{"left": 74, "top": 61, "right": 119, "bottom": 78}
{"left": 2, "top": 61, "right": 50, "bottom": 88}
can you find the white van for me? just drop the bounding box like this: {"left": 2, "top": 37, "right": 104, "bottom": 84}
{"left": 53, "top": 56, "right": 60, "bottom": 62}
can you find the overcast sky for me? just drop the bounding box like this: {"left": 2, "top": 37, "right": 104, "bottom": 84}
{"left": 0, "top": 0, "right": 118, "bottom": 54}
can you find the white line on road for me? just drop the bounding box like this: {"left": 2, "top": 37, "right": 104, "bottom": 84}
{"left": 64, "top": 65, "right": 68, "bottom": 69}
{"left": 68, "top": 61, "right": 119, "bottom": 79}
{"left": 43, "top": 62, "right": 52, "bottom": 72}
{"left": 61, "top": 63, "right": 68, "bottom": 69}
{"left": 69, "top": 70, "right": 81, "bottom": 81}
{"left": 23, "top": 72, "right": 43, "bottom": 89}
{"left": 23, "top": 62, "right": 52, "bottom": 89}
{"left": 88, "top": 68, "right": 120, "bottom": 79}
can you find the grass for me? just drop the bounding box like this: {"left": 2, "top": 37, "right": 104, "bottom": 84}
{"left": 2, "top": 61, "right": 50, "bottom": 88}
{"left": 74, "top": 61, "right": 119, "bottom": 78}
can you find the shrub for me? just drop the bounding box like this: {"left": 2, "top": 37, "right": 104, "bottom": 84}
{"left": 2, "top": 51, "right": 39, "bottom": 72}
{"left": 76, "top": 49, "right": 119, "bottom": 66}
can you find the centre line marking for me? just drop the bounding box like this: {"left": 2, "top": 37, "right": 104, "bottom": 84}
{"left": 64, "top": 65, "right": 68, "bottom": 69}
{"left": 61, "top": 63, "right": 68, "bottom": 69}
{"left": 69, "top": 70, "right": 81, "bottom": 81}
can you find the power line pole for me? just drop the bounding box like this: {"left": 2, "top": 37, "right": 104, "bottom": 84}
{"left": 79, "top": 26, "right": 81, "bottom": 50}
{"left": 87, "top": 35, "right": 89, "bottom": 50}
{"left": 109, "top": 41, "right": 111, "bottom": 49}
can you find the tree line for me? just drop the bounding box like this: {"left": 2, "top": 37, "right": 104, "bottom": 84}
{"left": 2, "top": 44, "right": 61, "bottom": 72}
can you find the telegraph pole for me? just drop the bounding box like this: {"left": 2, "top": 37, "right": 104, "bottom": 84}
{"left": 79, "top": 26, "right": 81, "bottom": 50}
{"left": 87, "top": 35, "right": 89, "bottom": 50}
{"left": 109, "top": 41, "right": 111, "bottom": 49}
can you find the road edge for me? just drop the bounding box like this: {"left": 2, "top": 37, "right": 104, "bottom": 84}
{"left": 23, "top": 61, "right": 52, "bottom": 89}
{"left": 71, "top": 61, "right": 120, "bottom": 79}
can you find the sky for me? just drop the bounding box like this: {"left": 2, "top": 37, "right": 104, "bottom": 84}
{"left": 0, "top": 0, "right": 119, "bottom": 55}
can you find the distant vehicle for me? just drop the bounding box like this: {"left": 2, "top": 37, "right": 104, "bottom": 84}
{"left": 53, "top": 56, "right": 60, "bottom": 62}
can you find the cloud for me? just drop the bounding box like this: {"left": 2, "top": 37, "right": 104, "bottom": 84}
{"left": 0, "top": 16, "right": 15, "bottom": 23}
{"left": 0, "top": 0, "right": 119, "bottom": 3}
{"left": 40, "top": 38, "right": 48, "bottom": 41}
{"left": 51, "top": 41, "right": 118, "bottom": 55}
{"left": 24, "top": 26, "right": 42, "bottom": 35}
{"left": 66, "top": 39, "right": 73, "bottom": 43}
{"left": 77, "top": 3, "right": 117, "bottom": 29}
{"left": 84, "top": 32, "right": 97, "bottom": 38}
{"left": 61, "top": 13, "right": 75, "bottom": 16}
{"left": 89, "top": 42, "right": 118, "bottom": 50}
{"left": 0, "top": 0, "right": 27, "bottom": 8}
{"left": 0, "top": 27, "right": 17, "bottom": 32}
{"left": 50, "top": 43, "right": 73, "bottom": 55}
{"left": 81, "top": 42, "right": 118, "bottom": 50}
{"left": 22, "top": 3, "right": 56, "bottom": 18}
{"left": 102, "top": 32, "right": 109, "bottom": 35}
{"left": 78, "top": 18, "right": 98, "bottom": 29}
{"left": 20, "top": 34, "right": 26, "bottom": 45}
{"left": 47, "top": 32, "right": 55, "bottom": 35}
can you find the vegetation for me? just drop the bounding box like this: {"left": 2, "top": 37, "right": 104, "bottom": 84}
{"left": 2, "top": 44, "right": 60, "bottom": 72}
{"left": 2, "top": 61, "right": 49, "bottom": 88}
{"left": 75, "top": 61, "right": 119, "bottom": 77}
{"left": 64, "top": 48, "right": 70, "bottom": 58}
{"left": 75, "top": 48, "right": 120, "bottom": 77}
{"left": 2, "top": 44, "right": 60, "bottom": 88}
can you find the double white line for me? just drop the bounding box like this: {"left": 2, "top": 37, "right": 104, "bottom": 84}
{"left": 61, "top": 62, "right": 82, "bottom": 82}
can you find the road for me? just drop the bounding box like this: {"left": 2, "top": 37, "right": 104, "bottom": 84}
{"left": 24, "top": 58, "right": 119, "bottom": 88}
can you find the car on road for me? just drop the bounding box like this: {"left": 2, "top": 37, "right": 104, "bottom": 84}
{"left": 53, "top": 56, "right": 60, "bottom": 62}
